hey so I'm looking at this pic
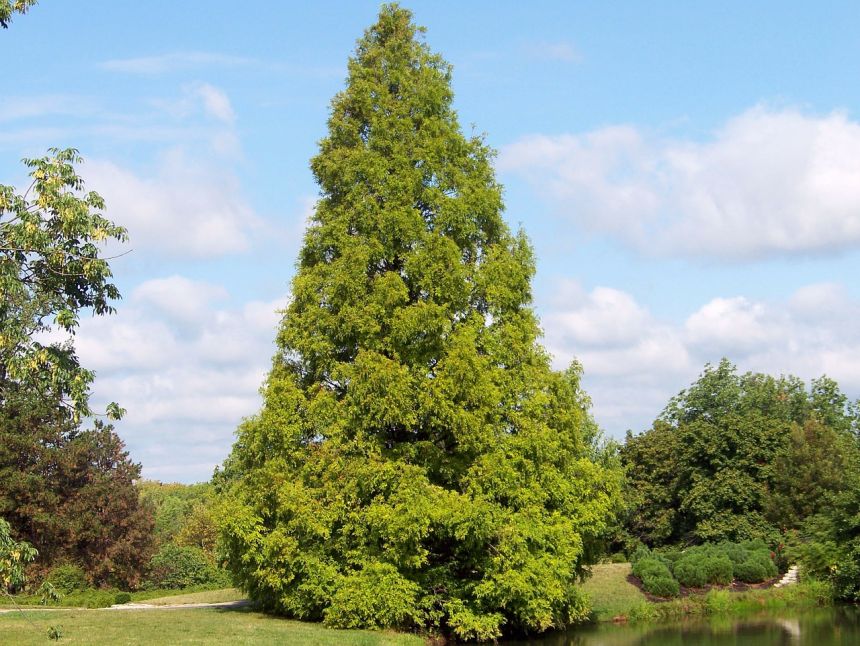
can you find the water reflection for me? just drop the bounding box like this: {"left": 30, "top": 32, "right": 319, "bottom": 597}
{"left": 506, "top": 606, "right": 860, "bottom": 646}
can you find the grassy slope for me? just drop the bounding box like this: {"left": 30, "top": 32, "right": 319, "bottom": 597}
{"left": 0, "top": 608, "right": 425, "bottom": 646}
{"left": 581, "top": 563, "right": 646, "bottom": 621}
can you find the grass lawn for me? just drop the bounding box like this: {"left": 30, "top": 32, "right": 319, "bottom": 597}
{"left": 0, "top": 607, "right": 425, "bottom": 645}
{"left": 581, "top": 563, "right": 647, "bottom": 621}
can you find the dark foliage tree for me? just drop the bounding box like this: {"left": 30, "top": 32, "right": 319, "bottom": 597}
{"left": 0, "top": 385, "right": 154, "bottom": 588}
{"left": 219, "top": 5, "right": 621, "bottom": 641}
{"left": 622, "top": 359, "right": 859, "bottom": 547}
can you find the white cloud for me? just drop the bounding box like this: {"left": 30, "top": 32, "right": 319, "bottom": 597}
{"left": 501, "top": 106, "right": 860, "bottom": 259}
{"left": 84, "top": 150, "right": 260, "bottom": 258}
{"left": 542, "top": 281, "right": 860, "bottom": 435}
{"left": 100, "top": 51, "right": 255, "bottom": 75}
{"left": 194, "top": 83, "right": 236, "bottom": 124}
{"left": 78, "top": 276, "right": 287, "bottom": 482}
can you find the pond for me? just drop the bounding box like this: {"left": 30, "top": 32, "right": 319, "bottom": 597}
{"left": 508, "top": 606, "right": 860, "bottom": 645}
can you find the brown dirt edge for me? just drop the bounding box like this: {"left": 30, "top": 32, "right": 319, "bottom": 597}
{"left": 626, "top": 573, "right": 780, "bottom": 602}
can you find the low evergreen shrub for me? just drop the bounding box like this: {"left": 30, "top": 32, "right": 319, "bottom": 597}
{"left": 674, "top": 555, "right": 709, "bottom": 588}
{"left": 632, "top": 557, "right": 671, "bottom": 581}
{"left": 642, "top": 574, "right": 680, "bottom": 598}
{"left": 703, "top": 555, "right": 734, "bottom": 585}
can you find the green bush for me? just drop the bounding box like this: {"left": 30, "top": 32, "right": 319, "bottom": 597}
{"left": 734, "top": 559, "right": 768, "bottom": 583}
{"left": 46, "top": 564, "right": 88, "bottom": 593}
{"left": 146, "top": 544, "right": 228, "bottom": 589}
{"left": 674, "top": 555, "right": 708, "bottom": 588}
{"left": 61, "top": 589, "right": 118, "bottom": 608}
{"left": 718, "top": 541, "right": 748, "bottom": 565}
{"left": 632, "top": 557, "right": 671, "bottom": 581}
{"left": 630, "top": 545, "right": 651, "bottom": 565}
{"left": 114, "top": 592, "right": 132, "bottom": 605}
{"left": 642, "top": 574, "right": 679, "bottom": 598}
{"left": 703, "top": 555, "right": 734, "bottom": 585}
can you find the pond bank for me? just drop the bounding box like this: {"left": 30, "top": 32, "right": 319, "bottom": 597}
{"left": 581, "top": 563, "right": 832, "bottom": 624}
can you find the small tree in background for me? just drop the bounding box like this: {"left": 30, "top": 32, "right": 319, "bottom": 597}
{"left": 220, "top": 5, "right": 621, "bottom": 641}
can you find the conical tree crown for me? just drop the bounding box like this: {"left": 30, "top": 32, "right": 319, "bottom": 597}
{"left": 221, "top": 5, "right": 620, "bottom": 641}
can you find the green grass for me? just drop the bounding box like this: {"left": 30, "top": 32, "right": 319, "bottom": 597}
{"left": 581, "top": 562, "right": 648, "bottom": 621}
{"left": 141, "top": 588, "right": 245, "bottom": 605}
{"left": 0, "top": 607, "right": 425, "bottom": 645}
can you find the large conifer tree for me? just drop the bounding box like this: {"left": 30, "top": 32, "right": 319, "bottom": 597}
{"left": 220, "top": 5, "right": 620, "bottom": 640}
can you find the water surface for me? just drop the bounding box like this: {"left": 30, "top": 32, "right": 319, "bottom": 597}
{"left": 509, "top": 606, "right": 860, "bottom": 645}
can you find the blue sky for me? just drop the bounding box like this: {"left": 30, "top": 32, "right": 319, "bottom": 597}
{"left": 3, "top": 1, "right": 859, "bottom": 482}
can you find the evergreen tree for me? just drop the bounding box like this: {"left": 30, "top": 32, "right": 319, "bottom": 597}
{"left": 220, "top": 6, "right": 620, "bottom": 640}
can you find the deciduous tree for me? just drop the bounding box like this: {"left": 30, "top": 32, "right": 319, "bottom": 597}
{"left": 219, "top": 5, "right": 621, "bottom": 641}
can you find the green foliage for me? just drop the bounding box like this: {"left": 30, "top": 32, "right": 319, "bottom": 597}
{"left": 0, "top": 518, "right": 36, "bottom": 591}
{"left": 704, "top": 589, "right": 732, "bottom": 613}
{"left": 137, "top": 481, "right": 217, "bottom": 553}
{"left": 114, "top": 592, "right": 132, "bottom": 605}
{"left": 46, "top": 564, "right": 88, "bottom": 593}
{"left": 1, "top": 148, "right": 127, "bottom": 419}
{"left": 622, "top": 360, "right": 860, "bottom": 547}
{"left": 146, "top": 544, "right": 228, "bottom": 590}
{"left": 702, "top": 554, "right": 734, "bottom": 585}
{"left": 0, "top": 0, "right": 36, "bottom": 28}
{"left": 673, "top": 556, "right": 709, "bottom": 588}
{"left": 47, "top": 624, "right": 63, "bottom": 641}
{"left": 219, "top": 5, "right": 622, "bottom": 641}
{"left": 641, "top": 575, "right": 679, "bottom": 598}
{"left": 733, "top": 559, "right": 768, "bottom": 583}
{"left": 323, "top": 562, "right": 421, "bottom": 630}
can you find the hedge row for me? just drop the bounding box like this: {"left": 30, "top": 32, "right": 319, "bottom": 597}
{"left": 630, "top": 541, "right": 779, "bottom": 597}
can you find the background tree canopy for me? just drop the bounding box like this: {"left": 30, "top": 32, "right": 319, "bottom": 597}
{"left": 219, "top": 5, "right": 622, "bottom": 641}
{"left": 621, "top": 358, "right": 860, "bottom": 548}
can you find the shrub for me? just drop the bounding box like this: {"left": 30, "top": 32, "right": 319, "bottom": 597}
{"left": 632, "top": 557, "right": 671, "bottom": 581}
{"left": 730, "top": 548, "right": 777, "bottom": 583}
{"left": 609, "top": 552, "right": 626, "bottom": 564}
{"left": 718, "top": 541, "right": 748, "bottom": 565}
{"left": 146, "top": 544, "right": 227, "bottom": 589}
{"left": 642, "top": 574, "right": 679, "bottom": 598}
{"left": 114, "top": 592, "right": 132, "bottom": 605}
{"left": 630, "top": 545, "right": 651, "bottom": 565}
{"left": 703, "top": 555, "right": 734, "bottom": 585}
{"left": 46, "top": 564, "right": 88, "bottom": 593}
{"left": 61, "top": 588, "right": 117, "bottom": 608}
{"left": 674, "top": 555, "right": 708, "bottom": 588}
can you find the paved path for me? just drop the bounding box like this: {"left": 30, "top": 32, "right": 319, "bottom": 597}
{"left": 103, "top": 600, "right": 250, "bottom": 611}
{"left": 1, "top": 599, "right": 250, "bottom": 614}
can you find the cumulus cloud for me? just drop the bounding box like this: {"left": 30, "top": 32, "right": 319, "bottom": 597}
{"left": 500, "top": 106, "right": 860, "bottom": 259}
{"left": 78, "top": 276, "right": 288, "bottom": 482}
{"left": 84, "top": 150, "right": 260, "bottom": 258}
{"left": 541, "top": 281, "right": 860, "bottom": 436}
